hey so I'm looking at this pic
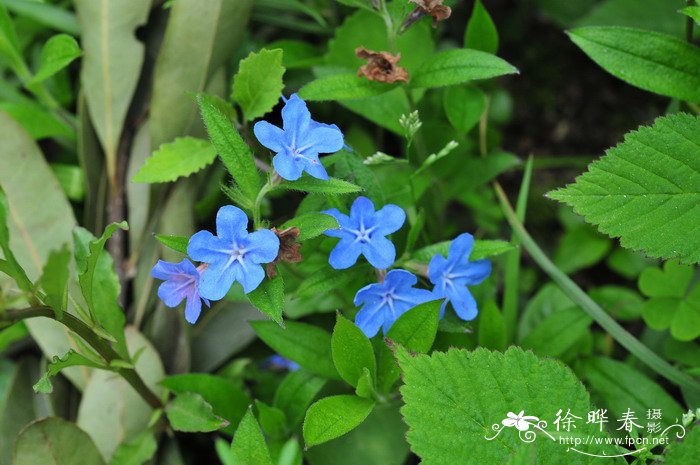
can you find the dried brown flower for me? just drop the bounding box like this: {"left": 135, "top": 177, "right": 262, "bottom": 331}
{"left": 356, "top": 47, "right": 409, "bottom": 84}
{"left": 403, "top": 0, "right": 452, "bottom": 31}
{"left": 266, "top": 227, "right": 302, "bottom": 278}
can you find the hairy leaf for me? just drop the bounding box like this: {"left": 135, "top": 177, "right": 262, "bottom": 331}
{"left": 247, "top": 276, "right": 285, "bottom": 325}
{"left": 276, "top": 175, "right": 362, "bottom": 195}
{"left": 231, "top": 410, "right": 274, "bottom": 465}
{"left": 282, "top": 213, "right": 338, "bottom": 241}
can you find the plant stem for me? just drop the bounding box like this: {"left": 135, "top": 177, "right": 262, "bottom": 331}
{"left": 1, "top": 306, "right": 164, "bottom": 409}
{"left": 686, "top": 0, "right": 695, "bottom": 42}
{"left": 492, "top": 182, "right": 700, "bottom": 394}
{"left": 253, "top": 177, "right": 276, "bottom": 229}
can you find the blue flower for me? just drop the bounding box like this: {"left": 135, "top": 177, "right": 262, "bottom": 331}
{"left": 264, "top": 355, "right": 300, "bottom": 372}
{"left": 253, "top": 94, "right": 344, "bottom": 181}
{"left": 428, "top": 233, "right": 491, "bottom": 321}
{"left": 188, "top": 205, "right": 280, "bottom": 300}
{"left": 322, "top": 196, "right": 405, "bottom": 270}
{"left": 353, "top": 269, "right": 434, "bottom": 337}
{"left": 151, "top": 258, "right": 210, "bottom": 324}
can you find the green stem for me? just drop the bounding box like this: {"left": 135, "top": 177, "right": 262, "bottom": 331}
{"left": 1, "top": 306, "right": 164, "bottom": 409}
{"left": 686, "top": 0, "right": 694, "bottom": 42}
{"left": 253, "top": 177, "right": 275, "bottom": 229}
{"left": 493, "top": 182, "right": 700, "bottom": 394}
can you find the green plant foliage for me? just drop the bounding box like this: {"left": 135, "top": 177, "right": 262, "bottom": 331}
{"left": 33, "top": 350, "right": 104, "bottom": 394}
{"left": 410, "top": 49, "right": 518, "bottom": 88}
{"left": 166, "top": 392, "right": 229, "bottom": 433}
{"left": 568, "top": 27, "right": 700, "bottom": 102}
{"left": 303, "top": 395, "right": 375, "bottom": 447}
{"left": 443, "top": 85, "right": 486, "bottom": 134}
{"left": 549, "top": 113, "right": 700, "bottom": 264}
{"left": 14, "top": 417, "right": 105, "bottom": 465}
{"left": 110, "top": 431, "right": 157, "bottom": 465}
{"left": 663, "top": 425, "right": 700, "bottom": 464}
{"left": 386, "top": 300, "right": 441, "bottom": 353}
{"left": 465, "top": 0, "right": 499, "bottom": 54}
{"left": 132, "top": 137, "right": 217, "bottom": 183}
{"left": 298, "top": 74, "right": 396, "bottom": 101}
{"left": 273, "top": 370, "right": 327, "bottom": 428}
{"left": 247, "top": 276, "right": 285, "bottom": 325}
{"left": 232, "top": 48, "right": 286, "bottom": 121}
{"left": 276, "top": 175, "right": 362, "bottom": 195}
{"left": 154, "top": 234, "right": 189, "bottom": 255}
{"left": 281, "top": 213, "right": 339, "bottom": 241}
{"left": 680, "top": 6, "right": 700, "bottom": 25}
{"left": 231, "top": 409, "right": 274, "bottom": 465}
{"left": 28, "top": 34, "right": 81, "bottom": 85}
{"left": 521, "top": 307, "right": 592, "bottom": 357}
{"left": 331, "top": 314, "right": 376, "bottom": 387}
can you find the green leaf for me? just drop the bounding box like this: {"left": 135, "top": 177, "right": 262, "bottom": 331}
{"left": 298, "top": 73, "right": 396, "bottom": 101}
{"left": 150, "top": 0, "right": 253, "bottom": 146}
{"left": 14, "top": 417, "right": 105, "bottom": 465}
{"left": 664, "top": 425, "right": 700, "bottom": 464}
{"left": 232, "top": 48, "right": 286, "bottom": 121}
{"left": 38, "top": 245, "right": 71, "bottom": 319}
{"left": 251, "top": 321, "right": 340, "bottom": 380}
{"left": 255, "top": 400, "right": 287, "bottom": 438}
{"left": 198, "top": 93, "right": 261, "bottom": 204}
{"left": 410, "top": 49, "right": 517, "bottom": 89}
{"left": 567, "top": 26, "right": 700, "bottom": 102}
{"left": 443, "top": 85, "right": 486, "bottom": 134}
{"left": 273, "top": 370, "right": 326, "bottom": 427}
{"left": 33, "top": 350, "right": 105, "bottom": 394}
{"left": 680, "top": 6, "right": 700, "bottom": 25}
{"left": 0, "top": 187, "right": 31, "bottom": 291}
{"left": 331, "top": 150, "right": 385, "bottom": 203}
{"left": 160, "top": 373, "right": 251, "bottom": 436}
{"left": 548, "top": 113, "right": 700, "bottom": 264}
{"left": 397, "top": 346, "right": 620, "bottom": 464}
{"left": 281, "top": 213, "right": 338, "bottom": 241}
{"left": 303, "top": 395, "right": 375, "bottom": 447}
{"left": 477, "top": 300, "right": 506, "bottom": 351}
{"left": 132, "top": 137, "right": 217, "bottom": 183}
{"left": 52, "top": 163, "right": 85, "bottom": 201}
{"left": 110, "top": 431, "right": 157, "bottom": 465}
{"left": 386, "top": 300, "right": 441, "bottom": 353}
{"left": 575, "top": 0, "right": 687, "bottom": 36}
{"left": 27, "top": 34, "right": 81, "bottom": 85}
{"left": 464, "top": 0, "right": 499, "bottom": 54}
{"left": 155, "top": 234, "right": 189, "bottom": 255}
{"left": 247, "top": 276, "right": 285, "bottom": 325}
{"left": 409, "top": 239, "right": 515, "bottom": 264}
{"left": 276, "top": 175, "right": 362, "bottom": 195}
{"left": 166, "top": 392, "right": 229, "bottom": 433}
{"left": 74, "top": 0, "right": 150, "bottom": 182}
{"left": 331, "top": 314, "right": 376, "bottom": 388}
{"left": 0, "top": 2, "right": 27, "bottom": 77}
{"left": 553, "top": 224, "right": 611, "bottom": 274}
{"left": 521, "top": 307, "right": 592, "bottom": 357}
{"left": 295, "top": 268, "right": 360, "bottom": 298}
{"left": 266, "top": 39, "right": 321, "bottom": 69}
{"left": 231, "top": 409, "right": 274, "bottom": 465}
{"left": 0, "top": 101, "right": 74, "bottom": 140}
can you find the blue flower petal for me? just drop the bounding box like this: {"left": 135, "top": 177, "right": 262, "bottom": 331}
{"left": 273, "top": 152, "right": 304, "bottom": 181}
{"left": 151, "top": 259, "right": 185, "bottom": 280}
{"left": 253, "top": 120, "right": 286, "bottom": 152}
{"left": 245, "top": 229, "right": 280, "bottom": 263}
{"left": 302, "top": 158, "right": 330, "bottom": 180}
{"left": 281, "top": 94, "right": 311, "bottom": 139}
{"left": 157, "top": 279, "right": 188, "bottom": 307}
{"left": 349, "top": 196, "right": 376, "bottom": 228}
{"left": 374, "top": 204, "right": 406, "bottom": 235}
{"left": 354, "top": 281, "right": 385, "bottom": 306}
{"left": 184, "top": 291, "right": 203, "bottom": 324}
{"left": 452, "top": 259, "right": 492, "bottom": 286}
{"left": 238, "top": 263, "right": 266, "bottom": 293}
{"left": 448, "top": 287, "right": 478, "bottom": 321}
{"left": 300, "top": 126, "right": 344, "bottom": 154}
{"left": 363, "top": 236, "right": 396, "bottom": 269}
{"left": 188, "top": 230, "right": 226, "bottom": 264}
{"left": 448, "top": 232, "right": 474, "bottom": 263}
{"left": 329, "top": 237, "right": 363, "bottom": 269}
{"left": 198, "top": 260, "right": 240, "bottom": 300}
{"left": 384, "top": 269, "right": 418, "bottom": 289}
{"left": 322, "top": 208, "right": 355, "bottom": 233}
{"left": 355, "top": 301, "right": 386, "bottom": 337}
{"left": 216, "top": 205, "right": 249, "bottom": 243}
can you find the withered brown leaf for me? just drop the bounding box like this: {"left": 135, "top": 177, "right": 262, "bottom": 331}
{"left": 356, "top": 47, "right": 409, "bottom": 83}
{"left": 403, "top": 0, "right": 452, "bottom": 30}
{"left": 266, "top": 227, "right": 302, "bottom": 278}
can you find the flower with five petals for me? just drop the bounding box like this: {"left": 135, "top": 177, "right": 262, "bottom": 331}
{"left": 151, "top": 258, "right": 209, "bottom": 324}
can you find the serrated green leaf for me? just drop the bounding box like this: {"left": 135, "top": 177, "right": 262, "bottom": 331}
{"left": 231, "top": 409, "right": 274, "bottom": 465}
{"left": 33, "top": 350, "right": 105, "bottom": 394}
{"left": 303, "top": 395, "right": 375, "bottom": 447}
{"left": 464, "top": 0, "right": 499, "bottom": 54}
{"left": 298, "top": 73, "right": 396, "bottom": 101}
{"left": 397, "top": 346, "right": 622, "bottom": 464}
{"left": 386, "top": 300, "right": 441, "bottom": 354}
{"left": 281, "top": 213, "right": 338, "bottom": 241}
{"left": 443, "top": 85, "right": 486, "bottom": 134}
{"left": 132, "top": 137, "right": 217, "bottom": 183}
{"left": 38, "top": 245, "right": 71, "bottom": 319}
{"left": 251, "top": 321, "right": 340, "bottom": 380}
{"left": 247, "top": 276, "right": 284, "bottom": 325}
{"left": 198, "top": 93, "right": 260, "bottom": 204}
{"left": 232, "top": 48, "right": 286, "bottom": 121}
{"left": 332, "top": 314, "right": 376, "bottom": 388}
{"left": 567, "top": 27, "right": 700, "bottom": 102}
{"left": 110, "top": 431, "right": 157, "bottom": 465}
{"left": 273, "top": 370, "right": 326, "bottom": 427}
{"left": 166, "top": 392, "right": 229, "bottom": 433}
{"left": 28, "top": 34, "right": 81, "bottom": 85}
{"left": 14, "top": 417, "right": 105, "bottom": 465}
{"left": 548, "top": 113, "right": 700, "bottom": 264}
{"left": 276, "top": 175, "right": 362, "bottom": 195}
{"left": 410, "top": 49, "right": 517, "bottom": 89}
{"left": 155, "top": 234, "right": 189, "bottom": 255}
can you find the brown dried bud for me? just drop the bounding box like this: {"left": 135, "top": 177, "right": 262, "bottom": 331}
{"left": 403, "top": 0, "right": 452, "bottom": 30}
{"left": 355, "top": 47, "right": 409, "bottom": 84}
{"left": 266, "top": 227, "right": 302, "bottom": 278}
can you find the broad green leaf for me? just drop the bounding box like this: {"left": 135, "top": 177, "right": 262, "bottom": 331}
{"left": 132, "top": 137, "right": 217, "bottom": 183}
{"left": 52, "top": 164, "right": 85, "bottom": 201}
{"left": 14, "top": 417, "right": 105, "bottom": 465}
{"left": 110, "top": 431, "right": 157, "bottom": 465}
{"left": 521, "top": 307, "right": 591, "bottom": 357}
{"left": 38, "top": 245, "right": 71, "bottom": 319}
{"left": 397, "top": 346, "right": 622, "bottom": 464}
{"left": 1, "top": 358, "right": 41, "bottom": 465}
{"left": 589, "top": 285, "right": 643, "bottom": 321}
{"left": 266, "top": 39, "right": 321, "bottom": 69}
{"left": 74, "top": 0, "right": 150, "bottom": 183}
{"left": 252, "top": 321, "right": 339, "bottom": 380}
{"left": 410, "top": 49, "right": 517, "bottom": 89}
{"left": 477, "top": 300, "right": 506, "bottom": 351}
{"left": 298, "top": 74, "right": 396, "bottom": 101}
{"left": 150, "top": 0, "right": 253, "bottom": 146}
{"left": 232, "top": 48, "right": 286, "bottom": 121}
{"left": 330, "top": 150, "right": 385, "bottom": 203}
{"left": 340, "top": 88, "right": 410, "bottom": 135}
{"left": 409, "top": 239, "right": 515, "bottom": 264}
{"left": 231, "top": 410, "right": 274, "bottom": 465}
{"left": 160, "top": 373, "right": 250, "bottom": 436}
{"left": 576, "top": 0, "right": 687, "bottom": 36}
{"left": 255, "top": 400, "right": 287, "bottom": 438}
{"left": 198, "top": 93, "right": 260, "bottom": 204}
{"left": 166, "top": 392, "right": 229, "bottom": 433}
{"left": 155, "top": 234, "right": 189, "bottom": 255}
{"left": 680, "top": 6, "right": 700, "bottom": 25}
{"left": 606, "top": 248, "right": 655, "bottom": 280}
{"left": 518, "top": 283, "right": 576, "bottom": 339}
{"left": 247, "top": 276, "right": 285, "bottom": 325}
{"left": 441, "top": 152, "right": 521, "bottom": 199}
{"left": 443, "top": 85, "right": 486, "bottom": 134}
{"left": 303, "top": 395, "right": 375, "bottom": 447}
{"left": 331, "top": 314, "right": 376, "bottom": 387}
{"left": 0, "top": 100, "right": 74, "bottom": 140}
{"left": 273, "top": 370, "right": 327, "bottom": 427}
{"left": 663, "top": 425, "right": 700, "bottom": 464}
{"left": 77, "top": 328, "right": 164, "bottom": 460}
{"left": 295, "top": 268, "right": 360, "bottom": 298}
{"left": 553, "top": 225, "right": 611, "bottom": 274}
{"left": 282, "top": 213, "right": 338, "bottom": 241}
{"left": 27, "top": 34, "right": 81, "bottom": 85}
{"left": 464, "top": 0, "right": 499, "bottom": 54}
{"left": 276, "top": 175, "right": 362, "bottom": 195}
{"left": 548, "top": 113, "right": 700, "bottom": 264}
{"left": 567, "top": 27, "right": 700, "bottom": 102}
{"left": 386, "top": 300, "right": 441, "bottom": 353}
{"left": 33, "top": 350, "right": 105, "bottom": 394}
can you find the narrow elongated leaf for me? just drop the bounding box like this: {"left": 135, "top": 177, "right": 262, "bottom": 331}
{"left": 298, "top": 74, "right": 395, "bottom": 101}
{"left": 548, "top": 113, "right": 700, "bottom": 264}
{"left": 232, "top": 48, "right": 286, "bottom": 121}
{"left": 464, "top": 0, "right": 499, "bottom": 54}
{"left": 231, "top": 410, "right": 274, "bottom": 465}
{"left": 28, "top": 33, "right": 81, "bottom": 85}
{"left": 680, "top": 6, "right": 700, "bottom": 25}
{"left": 520, "top": 307, "right": 591, "bottom": 357}
{"left": 331, "top": 315, "right": 376, "bottom": 387}
{"left": 133, "top": 137, "right": 217, "bottom": 183}
{"left": 410, "top": 49, "right": 517, "bottom": 88}
{"left": 0, "top": 2, "right": 27, "bottom": 76}
{"left": 75, "top": 0, "right": 150, "bottom": 183}
{"left": 1, "top": 0, "right": 79, "bottom": 35}
{"left": 568, "top": 27, "right": 700, "bottom": 102}
{"left": 155, "top": 234, "right": 189, "bottom": 255}
{"left": 247, "top": 276, "right": 284, "bottom": 325}
{"left": 303, "top": 395, "right": 375, "bottom": 447}
{"left": 281, "top": 213, "right": 338, "bottom": 241}
{"left": 166, "top": 392, "right": 229, "bottom": 433}
{"left": 276, "top": 176, "right": 362, "bottom": 195}
{"left": 14, "top": 417, "right": 105, "bottom": 465}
